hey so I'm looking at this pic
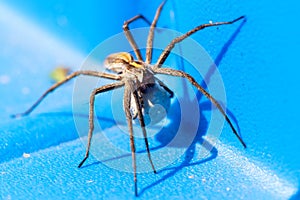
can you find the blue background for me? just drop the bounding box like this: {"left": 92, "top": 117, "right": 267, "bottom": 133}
{"left": 1, "top": 0, "right": 300, "bottom": 199}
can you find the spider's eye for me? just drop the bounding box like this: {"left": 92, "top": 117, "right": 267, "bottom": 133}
{"left": 104, "top": 52, "right": 133, "bottom": 73}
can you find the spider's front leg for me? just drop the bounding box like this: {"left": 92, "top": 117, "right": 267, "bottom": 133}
{"left": 122, "top": 0, "right": 166, "bottom": 63}
{"left": 78, "top": 81, "right": 124, "bottom": 168}
{"left": 155, "top": 16, "right": 246, "bottom": 66}
{"left": 123, "top": 14, "right": 150, "bottom": 61}
{"left": 145, "top": 0, "right": 166, "bottom": 64}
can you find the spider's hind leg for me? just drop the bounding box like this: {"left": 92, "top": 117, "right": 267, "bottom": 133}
{"left": 153, "top": 67, "right": 247, "bottom": 148}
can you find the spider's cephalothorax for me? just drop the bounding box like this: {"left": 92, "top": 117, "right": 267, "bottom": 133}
{"left": 104, "top": 52, "right": 154, "bottom": 84}
{"left": 13, "top": 0, "right": 247, "bottom": 196}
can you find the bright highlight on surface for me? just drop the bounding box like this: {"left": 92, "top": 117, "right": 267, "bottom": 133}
{"left": 0, "top": 3, "right": 85, "bottom": 70}
{"left": 210, "top": 138, "right": 297, "bottom": 199}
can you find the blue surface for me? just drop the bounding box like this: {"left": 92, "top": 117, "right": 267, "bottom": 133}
{"left": 1, "top": 0, "right": 300, "bottom": 199}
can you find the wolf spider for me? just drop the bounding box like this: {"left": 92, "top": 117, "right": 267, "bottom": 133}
{"left": 13, "top": 0, "right": 246, "bottom": 196}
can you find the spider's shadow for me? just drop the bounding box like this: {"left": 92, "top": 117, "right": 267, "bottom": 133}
{"left": 138, "top": 17, "right": 247, "bottom": 195}
{"left": 289, "top": 186, "right": 300, "bottom": 200}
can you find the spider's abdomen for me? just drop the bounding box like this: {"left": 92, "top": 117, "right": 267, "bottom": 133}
{"left": 130, "top": 83, "right": 172, "bottom": 125}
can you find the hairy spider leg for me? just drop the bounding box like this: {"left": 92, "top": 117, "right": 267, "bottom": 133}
{"left": 122, "top": 0, "right": 166, "bottom": 63}
{"left": 11, "top": 71, "right": 120, "bottom": 118}
{"left": 131, "top": 79, "right": 157, "bottom": 174}
{"left": 78, "top": 81, "right": 125, "bottom": 168}
{"left": 123, "top": 79, "right": 138, "bottom": 196}
{"left": 155, "top": 16, "right": 246, "bottom": 67}
{"left": 123, "top": 14, "right": 152, "bottom": 61}
{"left": 145, "top": 0, "right": 167, "bottom": 64}
{"left": 153, "top": 67, "right": 246, "bottom": 148}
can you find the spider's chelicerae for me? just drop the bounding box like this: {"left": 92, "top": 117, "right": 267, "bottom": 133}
{"left": 13, "top": 0, "right": 246, "bottom": 196}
